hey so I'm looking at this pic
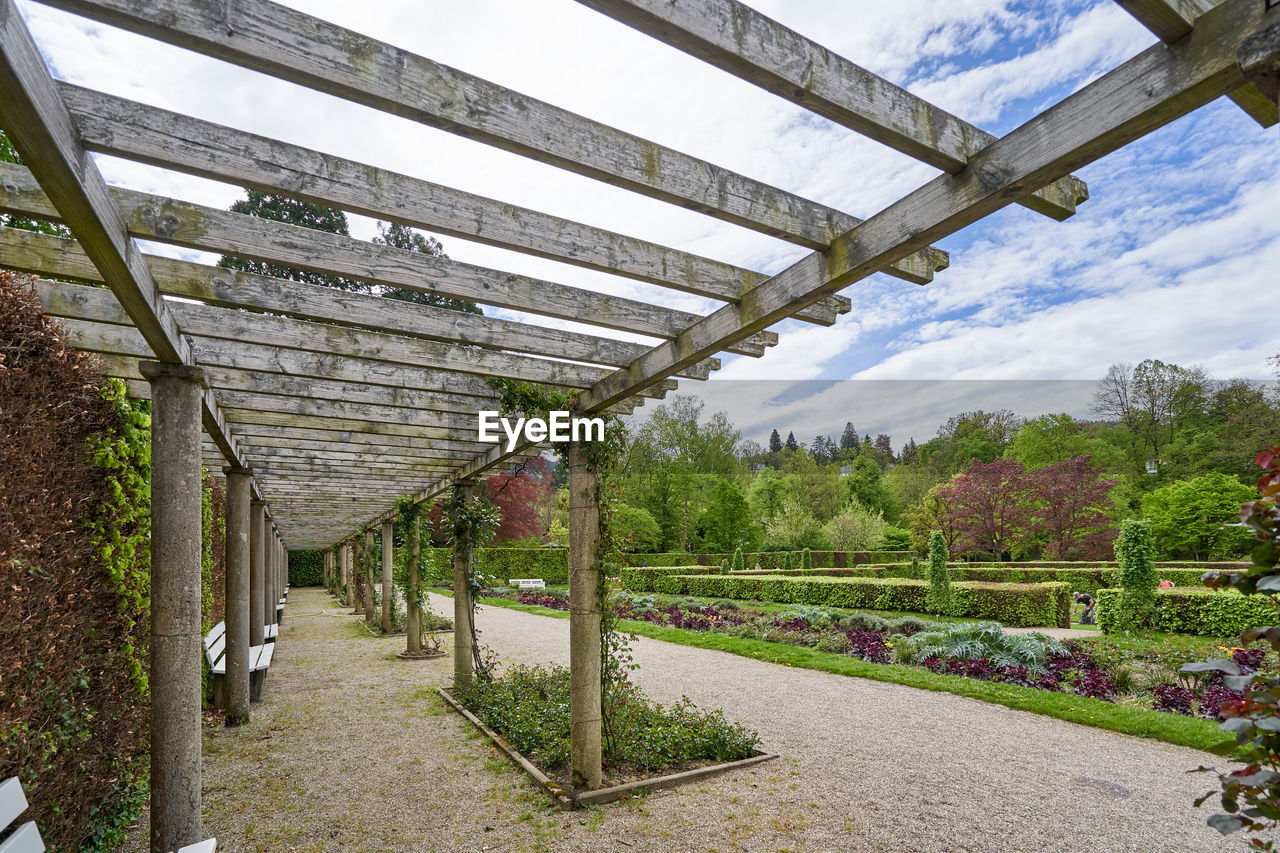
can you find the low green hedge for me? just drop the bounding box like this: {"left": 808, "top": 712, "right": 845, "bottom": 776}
{"left": 625, "top": 550, "right": 912, "bottom": 569}
{"left": 1096, "top": 587, "right": 1276, "bottom": 636}
{"left": 422, "top": 547, "right": 571, "bottom": 585}
{"left": 620, "top": 565, "right": 725, "bottom": 592}
{"left": 646, "top": 573, "right": 1069, "bottom": 628}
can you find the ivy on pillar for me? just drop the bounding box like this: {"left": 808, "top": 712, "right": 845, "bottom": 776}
{"left": 222, "top": 467, "right": 253, "bottom": 727}
{"left": 567, "top": 439, "right": 603, "bottom": 790}
{"left": 451, "top": 480, "right": 479, "bottom": 690}
{"left": 351, "top": 535, "right": 365, "bottom": 615}
{"left": 381, "top": 518, "right": 394, "bottom": 633}
{"left": 405, "top": 503, "right": 423, "bottom": 655}
{"left": 138, "top": 360, "right": 206, "bottom": 852}
{"left": 362, "top": 526, "right": 376, "bottom": 617}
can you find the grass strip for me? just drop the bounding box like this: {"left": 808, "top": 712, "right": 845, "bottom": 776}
{"left": 433, "top": 589, "right": 1230, "bottom": 754}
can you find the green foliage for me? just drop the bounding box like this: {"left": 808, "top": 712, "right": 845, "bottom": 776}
{"left": 700, "top": 479, "right": 755, "bottom": 551}
{"left": 900, "top": 621, "right": 1068, "bottom": 672}
{"left": 925, "top": 531, "right": 956, "bottom": 617}
{"left": 801, "top": 547, "right": 812, "bottom": 571}
{"left": 1142, "top": 472, "right": 1255, "bottom": 560}
{"left": 1099, "top": 588, "right": 1276, "bottom": 636}
{"left": 764, "top": 498, "right": 825, "bottom": 550}
{"left": 456, "top": 665, "right": 759, "bottom": 775}
{"left": 822, "top": 500, "right": 888, "bottom": 551}
{"left": 612, "top": 503, "right": 662, "bottom": 552}
{"left": 1114, "top": 519, "right": 1157, "bottom": 631}
{"left": 288, "top": 550, "right": 325, "bottom": 586}
{"left": 731, "top": 547, "right": 745, "bottom": 574}
{"left": 372, "top": 221, "right": 480, "bottom": 313}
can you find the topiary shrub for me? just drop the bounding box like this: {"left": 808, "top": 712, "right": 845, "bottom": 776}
{"left": 801, "top": 547, "right": 812, "bottom": 571}
{"left": 732, "top": 546, "right": 744, "bottom": 573}
{"left": 925, "top": 531, "right": 955, "bottom": 616}
{"left": 1114, "top": 519, "right": 1157, "bottom": 630}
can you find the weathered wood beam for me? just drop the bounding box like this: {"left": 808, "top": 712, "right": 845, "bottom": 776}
{"left": 39, "top": 0, "right": 948, "bottom": 281}
{"left": 58, "top": 84, "right": 848, "bottom": 325}
{"left": 420, "top": 0, "right": 1280, "bottom": 505}
{"left": 1115, "top": 0, "right": 1278, "bottom": 125}
{"left": 575, "top": 0, "right": 1089, "bottom": 221}
{"left": 32, "top": 279, "right": 691, "bottom": 391}
{"left": 0, "top": 0, "right": 244, "bottom": 468}
{"left": 1, "top": 227, "right": 720, "bottom": 375}
{"left": 0, "top": 163, "right": 765, "bottom": 357}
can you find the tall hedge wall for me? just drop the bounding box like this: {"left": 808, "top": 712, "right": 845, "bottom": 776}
{"left": 623, "top": 550, "right": 911, "bottom": 569}
{"left": 422, "top": 547, "right": 571, "bottom": 585}
{"left": 627, "top": 572, "right": 1069, "bottom": 628}
{"left": 1096, "top": 587, "right": 1275, "bottom": 636}
{"left": 1, "top": 274, "right": 153, "bottom": 851}
{"left": 288, "top": 549, "right": 325, "bottom": 586}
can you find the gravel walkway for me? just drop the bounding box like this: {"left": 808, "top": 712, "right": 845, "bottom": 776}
{"left": 121, "top": 588, "right": 1242, "bottom": 852}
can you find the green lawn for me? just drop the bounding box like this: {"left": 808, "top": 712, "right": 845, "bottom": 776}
{"left": 434, "top": 588, "right": 1231, "bottom": 754}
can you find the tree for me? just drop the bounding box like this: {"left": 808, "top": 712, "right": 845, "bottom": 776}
{"left": 373, "top": 222, "right": 481, "bottom": 313}
{"left": 823, "top": 501, "right": 887, "bottom": 551}
{"left": 764, "top": 498, "right": 825, "bottom": 550}
{"left": 1141, "top": 473, "right": 1255, "bottom": 559}
{"left": 768, "top": 429, "right": 783, "bottom": 455}
{"left": 699, "top": 480, "right": 755, "bottom": 552}
{"left": 840, "top": 421, "right": 860, "bottom": 453}
{"left": 784, "top": 431, "right": 799, "bottom": 452}
{"left": 731, "top": 547, "right": 745, "bottom": 573}
{"left": 874, "top": 434, "right": 894, "bottom": 461}
{"left": 486, "top": 458, "right": 555, "bottom": 544}
{"left": 925, "top": 531, "right": 955, "bottom": 616}
{"left": 935, "top": 457, "right": 1032, "bottom": 560}
{"left": 612, "top": 504, "right": 662, "bottom": 552}
{"left": 217, "top": 191, "right": 368, "bottom": 291}
{"left": 1030, "top": 456, "right": 1118, "bottom": 560}
{"left": 747, "top": 468, "right": 790, "bottom": 525}
{"left": 782, "top": 450, "right": 842, "bottom": 522}
{"left": 1007, "top": 413, "right": 1125, "bottom": 472}
{"left": 844, "top": 456, "right": 897, "bottom": 519}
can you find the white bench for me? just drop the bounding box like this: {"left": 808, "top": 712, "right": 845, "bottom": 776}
{"left": 203, "top": 622, "right": 275, "bottom": 703}
{"left": 1, "top": 777, "right": 215, "bottom": 852}
{"left": 509, "top": 578, "right": 545, "bottom": 590}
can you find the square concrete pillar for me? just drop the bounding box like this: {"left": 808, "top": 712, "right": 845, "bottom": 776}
{"left": 222, "top": 467, "right": 253, "bottom": 727}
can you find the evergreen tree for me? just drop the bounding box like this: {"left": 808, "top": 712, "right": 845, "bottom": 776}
{"left": 785, "top": 431, "right": 799, "bottom": 452}
{"left": 1115, "top": 519, "right": 1157, "bottom": 630}
{"left": 874, "top": 434, "right": 895, "bottom": 461}
{"left": 801, "top": 547, "right": 812, "bottom": 571}
{"left": 218, "top": 191, "right": 368, "bottom": 291}
{"left": 768, "top": 429, "right": 783, "bottom": 454}
{"left": 374, "top": 221, "right": 482, "bottom": 314}
{"left": 840, "top": 421, "right": 859, "bottom": 452}
{"left": 925, "top": 531, "right": 954, "bottom": 615}
{"left": 731, "top": 546, "right": 744, "bottom": 573}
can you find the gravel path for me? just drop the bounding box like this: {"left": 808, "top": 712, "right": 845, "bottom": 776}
{"left": 122, "top": 588, "right": 1244, "bottom": 852}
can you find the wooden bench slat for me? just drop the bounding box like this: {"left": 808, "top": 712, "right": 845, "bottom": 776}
{"left": 0, "top": 777, "right": 29, "bottom": 834}
{"left": 255, "top": 643, "right": 275, "bottom": 671}
{"left": 0, "top": 821, "right": 45, "bottom": 853}
{"left": 203, "top": 621, "right": 225, "bottom": 647}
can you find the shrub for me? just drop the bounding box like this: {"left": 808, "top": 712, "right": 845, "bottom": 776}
{"left": 801, "top": 547, "right": 812, "bottom": 571}
{"left": 901, "top": 622, "right": 1067, "bottom": 672}
{"left": 846, "top": 631, "right": 891, "bottom": 664}
{"left": 1096, "top": 587, "right": 1276, "bottom": 636}
{"left": 925, "top": 531, "right": 955, "bottom": 616}
{"left": 1072, "top": 670, "right": 1116, "bottom": 701}
{"left": 732, "top": 547, "right": 744, "bottom": 573}
{"left": 1114, "top": 519, "right": 1157, "bottom": 630}
{"left": 288, "top": 549, "right": 324, "bottom": 586}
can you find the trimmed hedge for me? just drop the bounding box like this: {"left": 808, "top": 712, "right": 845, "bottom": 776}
{"left": 288, "top": 549, "right": 324, "bottom": 586}
{"left": 424, "top": 547, "right": 571, "bottom": 585}
{"left": 619, "top": 565, "right": 726, "bottom": 592}
{"left": 640, "top": 573, "right": 1069, "bottom": 628}
{"left": 1096, "top": 587, "right": 1276, "bottom": 636}
{"left": 625, "top": 550, "right": 912, "bottom": 569}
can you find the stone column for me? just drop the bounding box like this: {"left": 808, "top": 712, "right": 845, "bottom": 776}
{"left": 362, "top": 527, "right": 376, "bottom": 618}
{"left": 324, "top": 549, "right": 333, "bottom": 592}
{"left": 452, "top": 480, "right": 478, "bottom": 690}
{"left": 264, "top": 519, "right": 275, "bottom": 627}
{"left": 568, "top": 439, "right": 602, "bottom": 790}
{"left": 350, "top": 537, "right": 364, "bottom": 615}
{"left": 250, "top": 500, "right": 265, "bottom": 647}
{"left": 381, "top": 519, "right": 394, "bottom": 633}
{"left": 139, "top": 361, "right": 206, "bottom": 853}
{"left": 342, "top": 542, "right": 354, "bottom": 607}
{"left": 222, "top": 466, "right": 252, "bottom": 727}
{"left": 406, "top": 504, "right": 423, "bottom": 655}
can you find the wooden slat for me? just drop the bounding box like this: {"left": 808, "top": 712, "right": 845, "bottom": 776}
{"left": 58, "top": 84, "right": 848, "bottom": 326}
{"left": 575, "top": 0, "right": 1089, "bottom": 221}
{"left": 1115, "top": 0, "right": 1278, "bottom": 125}
{"left": 0, "top": 227, "right": 720, "bottom": 376}
{"left": 0, "top": 778, "right": 28, "bottom": 833}
{"left": 0, "top": 162, "right": 767, "bottom": 357}
{"left": 39, "top": 0, "right": 948, "bottom": 281}
{"left": 0, "top": 821, "right": 44, "bottom": 853}
{"left": 0, "top": 0, "right": 245, "bottom": 468}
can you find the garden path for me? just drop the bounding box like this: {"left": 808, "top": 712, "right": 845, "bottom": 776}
{"left": 123, "top": 588, "right": 1236, "bottom": 852}
{"left": 1005, "top": 626, "right": 1103, "bottom": 640}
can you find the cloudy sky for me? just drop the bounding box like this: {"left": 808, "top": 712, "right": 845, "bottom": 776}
{"left": 14, "top": 0, "right": 1279, "bottom": 446}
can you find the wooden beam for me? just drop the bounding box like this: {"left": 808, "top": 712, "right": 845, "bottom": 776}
{"left": 1115, "top": 0, "right": 1278, "bottom": 125}
{"left": 32, "top": 278, "right": 694, "bottom": 389}
{"left": 58, "top": 83, "right": 849, "bottom": 325}
{"left": 0, "top": 0, "right": 245, "bottom": 467}
{"left": 40, "top": 0, "right": 948, "bottom": 281}
{"left": 1, "top": 227, "right": 721, "bottom": 375}
{"left": 0, "top": 163, "right": 767, "bottom": 357}
{"left": 575, "top": 0, "right": 1089, "bottom": 221}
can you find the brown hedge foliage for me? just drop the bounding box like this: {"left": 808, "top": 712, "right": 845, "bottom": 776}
{"left": 0, "top": 271, "right": 149, "bottom": 850}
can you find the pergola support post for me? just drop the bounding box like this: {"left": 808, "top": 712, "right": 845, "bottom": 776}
{"left": 222, "top": 466, "right": 252, "bottom": 727}
{"left": 452, "top": 480, "right": 478, "bottom": 690}
{"left": 351, "top": 536, "right": 365, "bottom": 615}
{"left": 264, "top": 520, "right": 275, "bottom": 628}
{"left": 381, "top": 518, "right": 394, "bottom": 633}
{"left": 405, "top": 503, "right": 423, "bottom": 654}
{"left": 568, "top": 439, "right": 602, "bottom": 790}
{"left": 249, "top": 500, "right": 265, "bottom": 646}
{"left": 362, "top": 526, "right": 376, "bottom": 618}
{"left": 139, "top": 360, "right": 206, "bottom": 853}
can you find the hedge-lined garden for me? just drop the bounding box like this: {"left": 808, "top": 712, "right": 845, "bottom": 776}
{"left": 1096, "top": 587, "right": 1276, "bottom": 636}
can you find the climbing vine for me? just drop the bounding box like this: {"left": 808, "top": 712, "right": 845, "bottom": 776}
{"left": 443, "top": 484, "right": 502, "bottom": 680}
{"left": 486, "top": 378, "right": 634, "bottom": 757}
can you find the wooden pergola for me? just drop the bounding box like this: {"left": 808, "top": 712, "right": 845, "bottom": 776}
{"left": 1, "top": 0, "right": 1275, "bottom": 847}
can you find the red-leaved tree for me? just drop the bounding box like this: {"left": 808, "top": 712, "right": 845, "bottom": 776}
{"left": 936, "top": 457, "right": 1032, "bottom": 560}
{"left": 486, "top": 456, "right": 555, "bottom": 544}
{"left": 1031, "top": 455, "right": 1118, "bottom": 560}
